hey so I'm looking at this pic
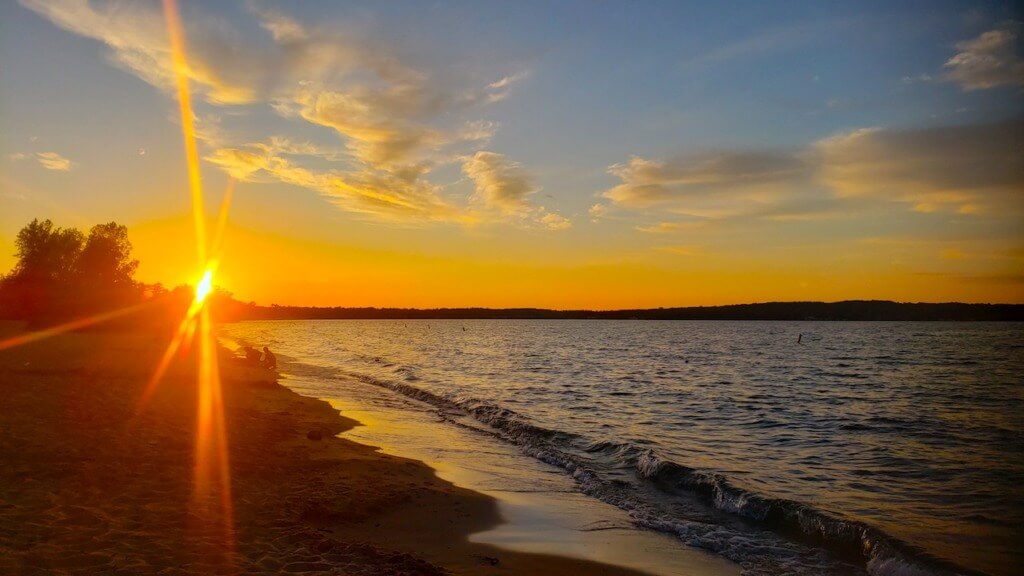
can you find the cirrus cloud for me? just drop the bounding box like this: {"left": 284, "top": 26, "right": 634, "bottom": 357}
{"left": 603, "top": 119, "right": 1024, "bottom": 221}
{"left": 20, "top": 0, "right": 556, "bottom": 229}
{"left": 462, "top": 151, "right": 538, "bottom": 212}
{"left": 602, "top": 150, "right": 819, "bottom": 222}
{"left": 205, "top": 143, "right": 460, "bottom": 222}
{"left": 461, "top": 151, "right": 572, "bottom": 229}
{"left": 36, "top": 151, "right": 74, "bottom": 171}
{"left": 538, "top": 211, "right": 572, "bottom": 231}
{"left": 605, "top": 152, "right": 808, "bottom": 208}
{"left": 944, "top": 21, "right": 1024, "bottom": 90}
{"left": 814, "top": 119, "right": 1024, "bottom": 214}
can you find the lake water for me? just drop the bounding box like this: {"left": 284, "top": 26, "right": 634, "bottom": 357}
{"left": 220, "top": 320, "right": 1023, "bottom": 576}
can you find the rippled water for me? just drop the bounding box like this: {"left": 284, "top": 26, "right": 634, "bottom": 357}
{"left": 220, "top": 320, "right": 1024, "bottom": 576}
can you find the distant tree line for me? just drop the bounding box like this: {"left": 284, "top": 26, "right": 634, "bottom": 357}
{"left": 2, "top": 218, "right": 1022, "bottom": 324}
{"left": 227, "top": 301, "right": 1024, "bottom": 321}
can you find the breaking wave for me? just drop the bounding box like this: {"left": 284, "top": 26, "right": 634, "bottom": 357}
{"left": 332, "top": 368, "right": 982, "bottom": 576}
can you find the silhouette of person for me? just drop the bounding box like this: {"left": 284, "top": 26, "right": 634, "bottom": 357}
{"left": 262, "top": 346, "right": 277, "bottom": 370}
{"left": 243, "top": 346, "right": 260, "bottom": 365}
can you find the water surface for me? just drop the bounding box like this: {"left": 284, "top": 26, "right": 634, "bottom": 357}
{"left": 221, "top": 320, "right": 1023, "bottom": 576}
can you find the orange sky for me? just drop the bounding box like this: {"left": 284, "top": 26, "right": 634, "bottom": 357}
{"left": 1, "top": 1, "right": 1021, "bottom": 308}
{"left": 103, "top": 214, "right": 1020, "bottom": 309}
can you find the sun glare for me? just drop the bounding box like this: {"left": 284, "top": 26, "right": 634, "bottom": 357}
{"left": 1, "top": 0, "right": 239, "bottom": 559}
{"left": 196, "top": 269, "right": 214, "bottom": 304}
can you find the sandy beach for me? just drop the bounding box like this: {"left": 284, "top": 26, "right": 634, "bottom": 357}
{"left": 0, "top": 322, "right": 675, "bottom": 575}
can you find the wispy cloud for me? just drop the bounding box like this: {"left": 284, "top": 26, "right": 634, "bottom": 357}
{"left": 20, "top": 0, "right": 255, "bottom": 104}
{"left": 21, "top": 0, "right": 552, "bottom": 228}
{"left": 815, "top": 119, "right": 1024, "bottom": 214}
{"left": 588, "top": 203, "right": 612, "bottom": 223}
{"left": 604, "top": 119, "right": 1024, "bottom": 221}
{"left": 462, "top": 151, "right": 538, "bottom": 212}
{"left": 460, "top": 151, "right": 571, "bottom": 229}
{"left": 603, "top": 151, "right": 813, "bottom": 220}
{"left": 205, "top": 143, "right": 461, "bottom": 222}
{"left": 538, "top": 211, "right": 572, "bottom": 230}
{"left": 944, "top": 21, "right": 1024, "bottom": 90}
{"left": 482, "top": 71, "right": 529, "bottom": 103}
{"left": 36, "top": 151, "right": 74, "bottom": 171}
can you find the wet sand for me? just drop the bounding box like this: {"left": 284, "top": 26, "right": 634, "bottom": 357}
{"left": 0, "top": 323, "right": 674, "bottom": 575}
{"left": 271, "top": 360, "right": 740, "bottom": 576}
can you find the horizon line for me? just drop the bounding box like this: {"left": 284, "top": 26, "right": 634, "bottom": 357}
{"left": 232, "top": 299, "right": 1024, "bottom": 312}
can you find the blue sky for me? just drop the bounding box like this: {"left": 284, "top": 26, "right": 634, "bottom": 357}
{"left": 1, "top": 0, "right": 1021, "bottom": 306}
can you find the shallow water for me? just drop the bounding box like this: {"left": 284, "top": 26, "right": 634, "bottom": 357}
{"left": 220, "top": 320, "right": 1024, "bottom": 576}
{"left": 289, "top": 369, "right": 739, "bottom": 576}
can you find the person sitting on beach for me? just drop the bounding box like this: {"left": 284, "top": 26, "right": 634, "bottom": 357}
{"left": 262, "top": 346, "right": 277, "bottom": 370}
{"left": 243, "top": 346, "right": 261, "bottom": 365}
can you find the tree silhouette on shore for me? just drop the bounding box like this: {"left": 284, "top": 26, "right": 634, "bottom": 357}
{"left": 0, "top": 219, "right": 143, "bottom": 322}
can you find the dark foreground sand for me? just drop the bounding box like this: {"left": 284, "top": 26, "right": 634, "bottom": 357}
{"left": 0, "top": 323, "right": 656, "bottom": 575}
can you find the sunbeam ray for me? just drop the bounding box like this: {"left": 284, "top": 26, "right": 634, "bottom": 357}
{"left": 0, "top": 300, "right": 153, "bottom": 352}
{"left": 153, "top": 0, "right": 238, "bottom": 561}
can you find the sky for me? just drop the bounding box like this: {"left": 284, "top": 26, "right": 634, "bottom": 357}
{"left": 1, "top": 0, "right": 1022, "bottom": 308}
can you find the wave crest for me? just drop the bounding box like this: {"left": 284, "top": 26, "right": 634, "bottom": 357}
{"left": 331, "top": 366, "right": 980, "bottom": 576}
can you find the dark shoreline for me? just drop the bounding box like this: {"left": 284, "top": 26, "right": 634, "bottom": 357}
{"left": 223, "top": 300, "right": 1024, "bottom": 322}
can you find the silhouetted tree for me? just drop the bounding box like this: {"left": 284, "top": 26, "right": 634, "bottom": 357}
{"left": 142, "top": 282, "right": 168, "bottom": 299}
{"left": 72, "top": 222, "right": 140, "bottom": 312}
{"left": 208, "top": 286, "right": 245, "bottom": 322}
{"left": 1, "top": 219, "right": 84, "bottom": 319}
{"left": 0, "top": 218, "right": 143, "bottom": 322}
{"left": 12, "top": 218, "right": 84, "bottom": 284}
{"left": 76, "top": 222, "right": 139, "bottom": 289}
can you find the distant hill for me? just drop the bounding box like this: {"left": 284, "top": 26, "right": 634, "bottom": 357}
{"left": 219, "top": 300, "right": 1024, "bottom": 322}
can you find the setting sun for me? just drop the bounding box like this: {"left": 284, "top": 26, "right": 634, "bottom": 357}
{"left": 195, "top": 269, "right": 213, "bottom": 304}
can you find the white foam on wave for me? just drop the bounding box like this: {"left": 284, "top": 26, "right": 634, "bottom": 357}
{"left": 328, "top": 366, "right": 965, "bottom": 576}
